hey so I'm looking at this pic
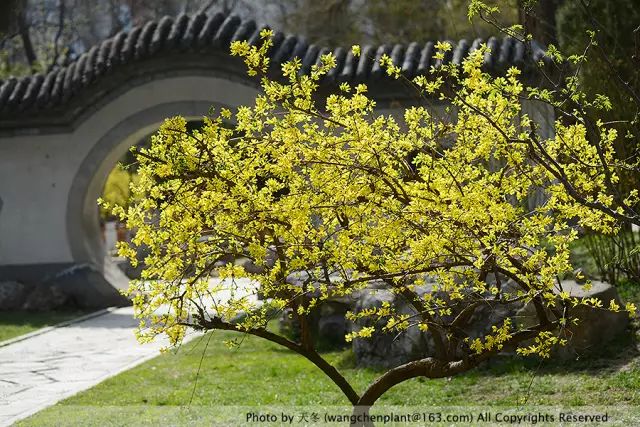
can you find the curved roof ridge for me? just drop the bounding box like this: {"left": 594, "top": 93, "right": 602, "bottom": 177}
{"left": 0, "top": 11, "right": 548, "bottom": 118}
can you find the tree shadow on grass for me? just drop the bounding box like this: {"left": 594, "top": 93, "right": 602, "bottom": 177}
{"left": 474, "top": 327, "right": 640, "bottom": 378}
{"left": 266, "top": 324, "right": 640, "bottom": 378}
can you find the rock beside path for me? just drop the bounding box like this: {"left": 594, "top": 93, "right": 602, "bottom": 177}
{"left": 1, "top": 264, "right": 129, "bottom": 311}
{"left": 285, "top": 278, "right": 630, "bottom": 367}
{"left": 0, "top": 281, "right": 32, "bottom": 310}
{"left": 351, "top": 288, "right": 436, "bottom": 368}
{"left": 516, "top": 280, "right": 629, "bottom": 360}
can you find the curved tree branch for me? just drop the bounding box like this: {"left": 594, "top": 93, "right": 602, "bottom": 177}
{"left": 188, "top": 314, "right": 361, "bottom": 405}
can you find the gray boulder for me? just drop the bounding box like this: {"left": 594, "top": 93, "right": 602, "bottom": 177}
{"left": 352, "top": 288, "right": 436, "bottom": 368}
{"left": 234, "top": 247, "right": 278, "bottom": 275}
{"left": 351, "top": 280, "right": 525, "bottom": 368}
{"left": 0, "top": 281, "right": 32, "bottom": 310}
{"left": 234, "top": 257, "right": 266, "bottom": 274}
{"left": 463, "top": 279, "right": 525, "bottom": 342}
{"left": 22, "top": 284, "right": 69, "bottom": 311}
{"left": 515, "top": 280, "right": 629, "bottom": 360}
{"left": 41, "top": 264, "right": 129, "bottom": 309}
{"left": 279, "top": 298, "right": 352, "bottom": 348}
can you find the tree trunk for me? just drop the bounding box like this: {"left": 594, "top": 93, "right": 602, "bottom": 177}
{"left": 17, "top": 3, "right": 37, "bottom": 70}
{"left": 519, "top": 0, "right": 560, "bottom": 46}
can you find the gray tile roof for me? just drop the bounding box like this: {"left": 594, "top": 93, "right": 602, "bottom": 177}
{"left": 0, "top": 12, "right": 549, "bottom": 118}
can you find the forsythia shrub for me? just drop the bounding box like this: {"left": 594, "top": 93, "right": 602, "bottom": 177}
{"left": 101, "top": 29, "right": 636, "bottom": 407}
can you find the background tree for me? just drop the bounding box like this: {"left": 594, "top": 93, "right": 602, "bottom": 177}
{"left": 268, "top": 0, "right": 519, "bottom": 46}
{"left": 0, "top": 0, "right": 23, "bottom": 37}
{"left": 1, "top": 0, "right": 520, "bottom": 77}
{"left": 556, "top": 0, "right": 640, "bottom": 283}
{"left": 100, "top": 164, "right": 139, "bottom": 220}
{"left": 364, "top": 0, "right": 518, "bottom": 43}
{"left": 266, "top": 0, "right": 360, "bottom": 46}
{"left": 518, "top": 0, "right": 560, "bottom": 45}
{"left": 0, "top": 0, "right": 254, "bottom": 77}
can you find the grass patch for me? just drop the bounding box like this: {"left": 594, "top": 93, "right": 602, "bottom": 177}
{"left": 0, "top": 310, "right": 89, "bottom": 342}
{"left": 19, "top": 325, "right": 640, "bottom": 426}
{"left": 616, "top": 279, "right": 640, "bottom": 307}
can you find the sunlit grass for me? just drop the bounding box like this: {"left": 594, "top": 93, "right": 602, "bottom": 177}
{"left": 20, "top": 323, "right": 640, "bottom": 426}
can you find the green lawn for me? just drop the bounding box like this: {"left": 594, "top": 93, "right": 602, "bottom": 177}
{"left": 0, "top": 310, "right": 89, "bottom": 343}
{"left": 15, "top": 260, "right": 640, "bottom": 426}
{"left": 19, "top": 322, "right": 640, "bottom": 426}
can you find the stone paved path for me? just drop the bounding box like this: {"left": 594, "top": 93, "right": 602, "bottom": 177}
{"left": 0, "top": 277, "right": 259, "bottom": 426}
{"left": 0, "top": 307, "right": 176, "bottom": 426}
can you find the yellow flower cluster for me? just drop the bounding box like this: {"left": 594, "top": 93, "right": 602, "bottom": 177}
{"left": 103, "top": 31, "right": 632, "bottom": 359}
